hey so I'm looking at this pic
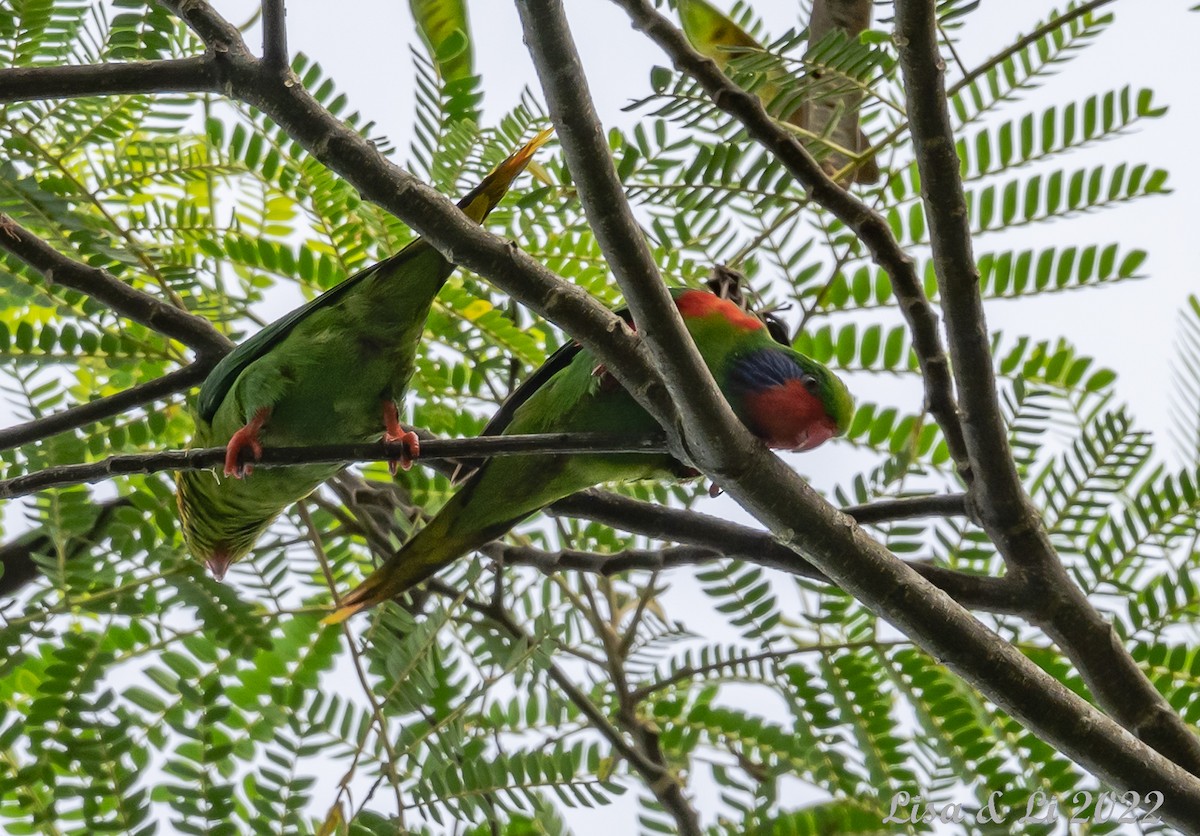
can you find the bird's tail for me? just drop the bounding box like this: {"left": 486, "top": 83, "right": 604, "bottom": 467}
{"left": 456, "top": 127, "right": 554, "bottom": 223}
{"left": 320, "top": 504, "right": 476, "bottom": 625}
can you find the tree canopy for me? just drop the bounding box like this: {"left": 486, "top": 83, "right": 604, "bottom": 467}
{"left": 2, "top": 0, "right": 1200, "bottom": 833}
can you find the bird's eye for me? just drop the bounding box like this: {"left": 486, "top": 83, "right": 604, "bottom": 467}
{"left": 801, "top": 374, "right": 820, "bottom": 394}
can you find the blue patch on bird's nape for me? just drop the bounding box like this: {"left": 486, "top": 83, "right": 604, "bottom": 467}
{"left": 729, "top": 349, "right": 806, "bottom": 393}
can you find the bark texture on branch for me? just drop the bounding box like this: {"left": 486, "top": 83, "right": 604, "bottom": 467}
{"left": 894, "top": 0, "right": 1200, "bottom": 776}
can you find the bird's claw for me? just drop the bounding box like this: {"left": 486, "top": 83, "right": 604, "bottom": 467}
{"left": 382, "top": 400, "right": 419, "bottom": 475}
{"left": 224, "top": 430, "right": 263, "bottom": 478}
{"left": 385, "top": 430, "right": 420, "bottom": 475}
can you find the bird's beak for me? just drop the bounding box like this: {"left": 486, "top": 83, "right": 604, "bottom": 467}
{"left": 205, "top": 551, "right": 233, "bottom": 582}
{"left": 795, "top": 419, "right": 836, "bottom": 452}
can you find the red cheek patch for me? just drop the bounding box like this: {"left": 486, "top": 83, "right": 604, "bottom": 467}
{"left": 742, "top": 380, "right": 836, "bottom": 451}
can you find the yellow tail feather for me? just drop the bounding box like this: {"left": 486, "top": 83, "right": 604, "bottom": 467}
{"left": 458, "top": 127, "right": 554, "bottom": 222}
{"left": 321, "top": 602, "right": 364, "bottom": 626}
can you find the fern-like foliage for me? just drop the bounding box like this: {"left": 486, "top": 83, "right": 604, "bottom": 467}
{"left": 1, "top": 1, "right": 1197, "bottom": 834}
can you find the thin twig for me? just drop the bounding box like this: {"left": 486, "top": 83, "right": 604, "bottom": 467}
{"left": 0, "top": 361, "right": 214, "bottom": 453}
{"left": 0, "top": 432, "right": 669, "bottom": 500}
{"left": 428, "top": 578, "right": 699, "bottom": 832}
{"left": 300, "top": 505, "right": 408, "bottom": 824}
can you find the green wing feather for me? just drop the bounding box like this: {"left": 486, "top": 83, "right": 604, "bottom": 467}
{"left": 197, "top": 129, "right": 553, "bottom": 424}
{"left": 198, "top": 248, "right": 431, "bottom": 423}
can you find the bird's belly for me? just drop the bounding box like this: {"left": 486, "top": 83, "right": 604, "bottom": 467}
{"left": 261, "top": 350, "right": 413, "bottom": 446}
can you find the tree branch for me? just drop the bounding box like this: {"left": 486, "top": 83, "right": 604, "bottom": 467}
{"left": 895, "top": 0, "right": 1200, "bottom": 776}
{"left": 0, "top": 361, "right": 213, "bottom": 453}
{"left": 0, "top": 433, "right": 669, "bottom": 500}
{"left": 550, "top": 490, "right": 1021, "bottom": 613}
{"left": 610, "top": 0, "right": 971, "bottom": 482}
{"left": 0, "top": 213, "right": 232, "bottom": 357}
{"left": 0, "top": 55, "right": 219, "bottom": 102}
{"left": 517, "top": 0, "right": 742, "bottom": 472}
{"left": 260, "top": 0, "right": 289, "bottom": 73}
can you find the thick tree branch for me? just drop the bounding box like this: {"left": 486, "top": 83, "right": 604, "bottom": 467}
{"left": 0, "top": 361, "right": 213, "bottom": 453}
{"left": 551, "top": 490, "right": 1021, "bottom": 613}
{"left": 0, "top": 213, "right": 232, "bottom": 358}
{"left": 610, "top": 0, "right": 970, "bottom": 481}
{"left": 517, "top": 0, "right": 745, "bottom": 472}
{"left": 0, "top": 433, "right": 669, "bottom": 500}
{"left": 895, "top": 0, "right": 1200, "bottom": 776}
{"left": 0, "top": 55, "right": 218, "bottom": 102}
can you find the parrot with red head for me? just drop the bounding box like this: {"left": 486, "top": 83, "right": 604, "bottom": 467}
{"left": 324, "top": 287, "right": 853, "bottom": 623}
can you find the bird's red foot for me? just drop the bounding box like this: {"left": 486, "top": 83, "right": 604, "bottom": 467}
{"left": 382, "top": 401, "right": 420, "bottom": 475}
{"left": 224, "top": 407, "right": 270, "bottom": 478}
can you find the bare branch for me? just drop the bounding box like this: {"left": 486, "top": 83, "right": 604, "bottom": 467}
{"left": 842, "top": 492, "right": 969, "bottom": 524}
{"left": 0, "top": 213, "right": 232, "bottom": 357}
{"left": 0, "top": 361, "right": 213, "bottom": 453}
{"left": 0, "top": 56, "right": 219, "bottom": 103}
{"left": 551, "top": 490, "right": 1022, "bottom": 613}
{"left": 0, "top": 432, "right": 669, "bottom": 500}
{"left": 261, "top": 0, "right": 289, "bottom": 72}
{"left": 610, "top": 0, "right": 971, "bottom": 481}
{"left": 516, "top": 0, "right": 739, "bottom": 471}
{"left": 895, "top": 0, "right": 1200, "bottom": 776}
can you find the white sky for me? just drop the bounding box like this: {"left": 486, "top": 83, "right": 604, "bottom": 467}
{"left": 4, "top": 1, "right": 1200, "bottom": 833}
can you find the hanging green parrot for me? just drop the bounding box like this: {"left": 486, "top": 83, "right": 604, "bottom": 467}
{"left": 176, "top": 129, "right": 552, "bottom": 580}
{"left": 323, "top": 287, "right": 853, "bottom": 623}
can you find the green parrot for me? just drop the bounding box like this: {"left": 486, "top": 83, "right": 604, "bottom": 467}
{"left": 176, "top": 129, "right": 553, "bottom": 580}
{"left": 323, "top": 287, "right": 854, "bottom": 623}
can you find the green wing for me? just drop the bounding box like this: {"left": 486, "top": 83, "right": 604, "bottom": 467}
{"left": 197, "top": 128, "right": 554, "bottom": 425}
{"left": 196, "top": 244, "right": 433, "bottom": 424}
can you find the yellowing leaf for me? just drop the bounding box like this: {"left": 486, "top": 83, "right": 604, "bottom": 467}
{"left": 678, "top": 0, "right": 760, "bottom": 69}
{"left": 460, "top": 299, "right": 493, "bottom": 321}
{"left": 409, "top": 0, "right": 474, "bottom": 82}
